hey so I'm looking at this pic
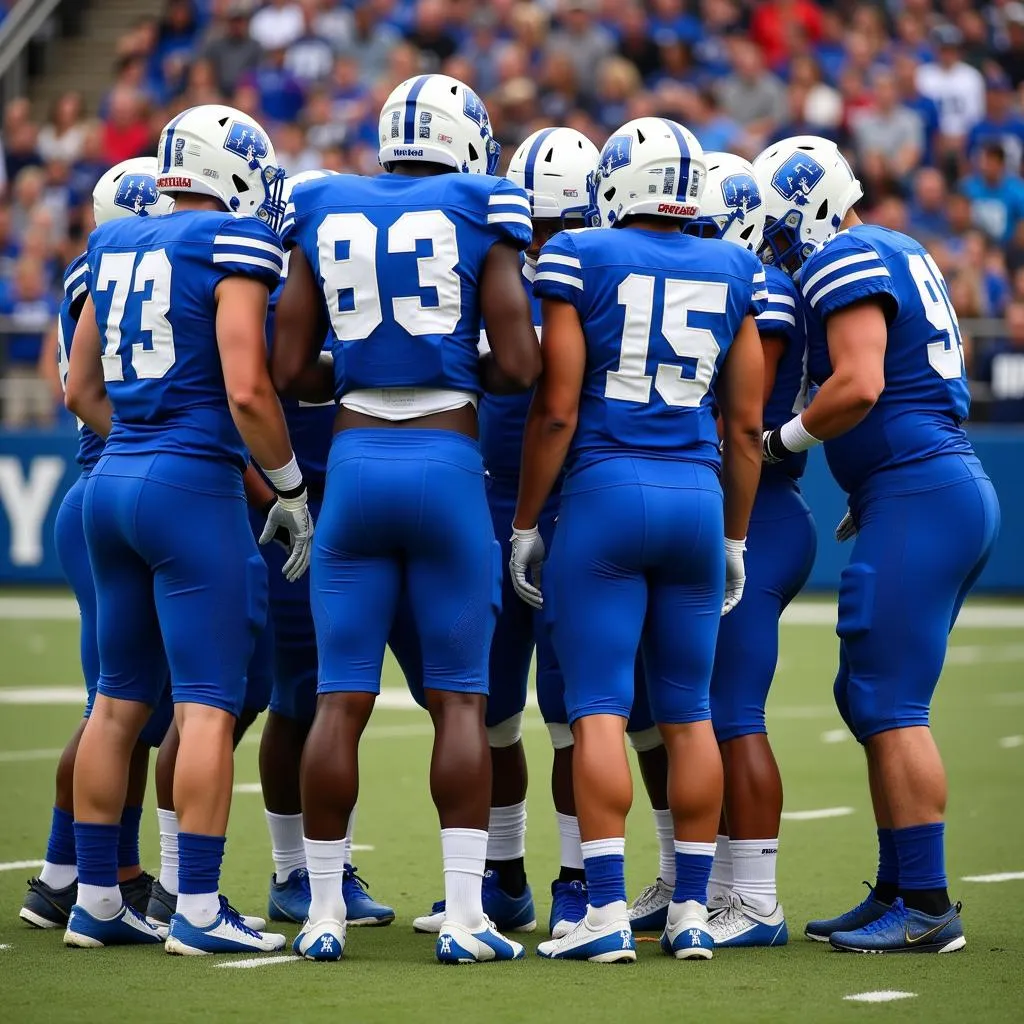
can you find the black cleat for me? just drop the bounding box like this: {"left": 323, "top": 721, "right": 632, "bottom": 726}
{"left": 120, "top": 871, "right": 155, "bottom": 916}
{"left": 20, "top": 877, "right": 77, "bottom": 929}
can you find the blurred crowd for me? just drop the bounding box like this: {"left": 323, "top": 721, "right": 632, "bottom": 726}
{"left": 2, "top": 0, "right": 1024, "bottom": 426}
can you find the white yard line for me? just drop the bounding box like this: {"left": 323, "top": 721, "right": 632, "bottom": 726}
{"left": 945, "top": 644, "right": 1024, "bottom": 665}
{"left": 216, "top": 955, "right": 302, "bottom": 969}
{"left": 820, "top": 729, "right": 849, "bottom": 744}
{"left": 961, "top": 871, "right": 1024, "bottom": 883}
{"left": 998, "top": 735, "right": 1024, "bottom": 749}
{"left": 0, "top": 747, "right": 64, "bottom": 763}
{"left": 0, "top": 859, "right": 43, "bottom": 872}
{"left": 843, "top": 992, "right": 917, "bottom": 1004}
{"left": 781, "top": 807, "right": 854, "bottom": 821}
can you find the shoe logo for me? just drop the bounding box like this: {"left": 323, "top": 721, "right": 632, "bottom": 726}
{"left": 619, "top": 928, "right": 633, "bottom": 949}
{"left": 321, "top": 935, "right": 334, "bottom": 953}
{"left": 439, "top": 935, "right": 452, "bottom": 955}
{"left": 761, "top": 848, "right": 778, "bottom": 855}
{"left": 905, "top": 915, "right": 955, "bottom": 946}
{"left": 689, "top": 929, "right": 703, "bottom": 946}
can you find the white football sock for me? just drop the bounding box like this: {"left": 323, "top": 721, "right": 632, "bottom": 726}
{"left": 487, "top": 801, "right": 526, "bottom": 861}
{"left": 555, "top": 812, "right": 583, "bottom": 870}
{"left": 304, "top": 838, "right": 346, "bottom": 923}
{"left": 652, "top": 808, "right": 676, "bottom": 885}
{"left": 40, "top": 861, "right": 77, "bottom": 889}
{"left": 730, "top": 837, "right": 778, "bottom": 915}
{"left": 708, "top": 833, "right": 733, "bottom": 901}
{"left": 586, "top": 898, "right": 628, "bottom": 928}
{"left": 176, "top": 890, "right": 220, "bottom": 927}
{"left": 440, "top": 827, "right": 486, "bottom": 928}
{"left": 265, "top": 811, "right": 305, "bottom": 882}
{"left": 343, "top": 805, "right": 357, "bottom": 866}
{"left": 156, "top": 808, "right": 179, "bottom": 896}
{"left": 76, "top": 882, "right": 122, "bottom": 920}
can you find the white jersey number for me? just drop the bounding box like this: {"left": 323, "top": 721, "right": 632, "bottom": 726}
{"left": 907, "top": 252, "right": 965, "bottom": 381}
{"left": 96, "top": 249, "right": 176, "bottom": 383}
{"left": 316, "top": 211, "right": 461, "bottom": 341}
{"left": 606, "top": 274, "right": 726, "bottom": 407}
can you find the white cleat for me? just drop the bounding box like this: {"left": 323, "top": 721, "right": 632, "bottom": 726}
{"left": 412, "top": 908, "right": 445, "bottom": 934}
{"left": 537, "top": 909, "right": 636, "bottom": 963}
{"left": 436, "top": 918, "right": 525, "bottom": 964}
{"left": 293, "top": 918, "right": 346, "bottom": 961}
{"left": 628, "top": 877, "right": 673, "bottom": 931}
{"left": 707, "top": 894, "right": 789, "bottom": 948}
{"left": 660, "top": 900, "right": 715, "bottom": 960}
{"left": 164, "top": 897, "right": 286, "bottom": 956}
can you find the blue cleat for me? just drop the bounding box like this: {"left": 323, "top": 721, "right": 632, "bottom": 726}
{"left": 628, "top": 877, "right": 672, "bottom": 932}
{"left": 268, "top": 868, "right": 311, "bottom": 924}
{"left": 660, "top": 900, "right": 714, "bottom": 960}
{"left": 706, "top": 894, "right": 788, "bottom": 947}
{"left": 343, "top": 864, "right": 395, "bottom": 926}
{"left": 293, "top": 918, "right": 346, "bottom": 961}
{"left": 20, "top": 877, "right": 76, "bottom": 929}
{"left": 830, "top": 897, "right": 965, "bottom": 954}
{"left": 436, "top": 918, "right": 525, "bottom": 964}
{"left": 549, "top": 879, "right": 587, "bottom": 939}
{"left": 149, "top": 879, "right": 266, "bottom": 935}
{"left": 165, "top": 896, "right": 285, "bottom": 956}
{"left": 414, "top": 870, "right": 536, "bottom": 933}
{"left": 537, "top": 911, "right": 636, "bottom": 963}
{"left": 64, "top": 902, "right": 163, "bottom": 947}
{"left": 805, "top": 882, "right": 890, "bottom": 942}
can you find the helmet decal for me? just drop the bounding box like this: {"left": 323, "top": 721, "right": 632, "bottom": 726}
{"left": 770, "top": 153, "right": 826, "bottom": 207}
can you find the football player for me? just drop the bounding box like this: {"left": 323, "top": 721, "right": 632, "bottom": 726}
{"left": 19, "top": 159, "right": 175, "bottom": 932}
{"left": 271, "top": 74, "right": 540, "bottom": 964}
{"left": 626, "top": 153, "right": 816, "bottom": 946}
{"left": 511, "top": 119, "right": 766, "bottom": 962}
{"left": 64, "top": 105, "right": 311, "bottom": 955}
{"left": 411, "top": 126, "right": 599, "bottom": 941}
{"left": 754, "top": 135, "right": 1000, "bottom": 953}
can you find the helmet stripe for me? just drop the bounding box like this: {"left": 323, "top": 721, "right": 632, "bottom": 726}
{"left": 403, "top": 75, "right": 430, "bottom": 145}
{"left": 523, "top": 127, "right": 557, "bottom": 196}
{"left": 660, "top": 119, "right": 691, "bottom": 202}
{"left": 160, "top": 108, "right": 192, "bottom": 174}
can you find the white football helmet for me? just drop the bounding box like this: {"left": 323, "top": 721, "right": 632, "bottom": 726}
{"left": 93, "top": 158, "right": 175, "bottom": 226}
{"left": 378, "top": 74, "right": 500, "bottom": 175}
{"left": 507, "top": 127, "right": 600, "bottom": 226}
{"left": 753, "top": 135, "right": 862, "bottom": 274}
{"left": 155, "top": 104, "right": 286, "bottom": 230}
{"left": 682, "top": 152, "right": 765, "bottom": 252}
{"left": 594, "top": 117, "right": 707, "bottom": 227}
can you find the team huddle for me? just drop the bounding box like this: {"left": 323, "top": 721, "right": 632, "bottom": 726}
{"left": 18, "top": 72, "right": 999, "bottom": 964}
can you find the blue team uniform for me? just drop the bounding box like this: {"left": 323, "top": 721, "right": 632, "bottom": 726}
{"left": 82, "top": 211, "right": 283, "bottom": 717}
{"left": 709, "top": 265, "right": 817, "bottom": 742}
{"left": 799, "top": 225, "right": 1000, "bottom": 741}
{"left": 54, "top": 254, "right": 172, "bottom": 746}
{"left": 282, "top": 171, "right": 532, "bottom": 699}
{"left": 533, "top": 228, "right": 767, "bottom": 725}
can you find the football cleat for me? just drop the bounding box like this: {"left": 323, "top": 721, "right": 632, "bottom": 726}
{"left": 20, "top": 877, "right": 76, "bottom": 929}
{"left": 706, "top": 893, "right": 788, "bottom": 947}
{"left": 343, "top": 864, "right": 395, "bottom": 926}
{"left": 414, "top": 870, "right": 536, "bottom": 934}
{"left": 549, "top": 879, "right": 588, "bottom": 939}
{"left": 64, "top": 902, "right": 163, "bottom": 947}
{"left": 628, "top": 877, "right": 673, "bottom": 931}
{"left": 829, "top": 897, "right": 965, "bottom": 954}
{"left": 148, "top": 879, "right": 266, "bottom": 933}
{"left": 436, "top": 918, "right": 526, "bottom": 964}
{"left": 165, "top": 896, "right": 286, "bottom": 956}
{"left": 293, "top": 918, "right": 346, "bottom": 961}
{"left": 804, "top": 881, "right": 890, "bottom": 942}
{"left": 119, "top": 871, "right": 155, "bottom": 916}
{"left": 660, "top": 900, "right": 715, "bottom": 960}
{"left": 537, "top": 910, "right": 636, "bottom": 963}
{"left": 268, "top": 868, "right": 311, "bottom": 923}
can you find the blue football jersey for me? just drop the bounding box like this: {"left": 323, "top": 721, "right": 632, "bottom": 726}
{"left": 86, "top": 211, "right": 283, "bottom": 470}
{"left": 534, "top": 228, "right": 767, "bottom": 474}
{"left": 757, "top": 263, "right": 809, "bottom": 480}
{"left": 281, "top": 172, "right": 532, "bottom": 399}
{"left": 478, "top": 261, "right": 542, "bottom": 484}
{"left": 57, "top": 254, "right": 105, "bottom": 472}
{"left": 799, "top": 224, "right": 973, "bottom": 494}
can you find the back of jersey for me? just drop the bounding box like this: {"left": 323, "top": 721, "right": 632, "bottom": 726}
{"left": 800, "top": 224, "right": 973, "bottom": 493}
{"left": 87, "top": 210, "right": 283, "bottom": 469}
{"left": 282, "top": 172, "right": 531, "bottom": 398}
{"left": 534, "top": 228, "right": 766, "bottom": 474}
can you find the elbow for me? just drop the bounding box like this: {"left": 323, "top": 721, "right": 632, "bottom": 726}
{"left": 500, "top": 353, "right": 541, "bottom": 393}
{"left": 269, "top": 363, "right": 295, "bottom": 397}
{"left": 541, "top": 405, "right": 577, "bottom": 438}
{"left": 847, "top": 370, "right": 884, "bottom": 411}
{"left": 64, "top": 387, "right": 81, "bottom": 418}
{"left": 229, "top": 377, "right": 272, "bottom": 414}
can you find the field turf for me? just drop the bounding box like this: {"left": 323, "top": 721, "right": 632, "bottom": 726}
{"left": 0, "top": 594, "right": 1022, "bottom": 1023}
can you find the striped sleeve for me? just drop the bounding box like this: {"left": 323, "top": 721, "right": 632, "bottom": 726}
{"left": 533, "top": 232, "right": 584, "bottom": 309}
{"left": 62, "top": 254, "right": 90, "bottom": 309}
{"left": 755, "top": 266, "right": 800, "bottom": 342}
{"left": 749, "top": 264, "right": 769, "bottom": 317}
{"left": 799, "top": 235, "right": 897, "bottom": 319}
{"left": 486, "top": 177, "right": 532, "bottom": 250}
{"left": 211, "top": 219, "right": 285, "bottom": 291}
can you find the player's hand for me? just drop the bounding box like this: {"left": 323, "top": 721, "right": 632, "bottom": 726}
{"left": 835, "top": 510, "right": 857, "bottom": 543}
{"left": 722, "top": 537, "right": 746, "bottom": 616}
{"left": 510, "top": 526, "right": 545, "bottom": 609}
{"left": 260, "top": 491, "right": 315, "bottom": 582}
{"left": 761, "top": 428, "right": 787, "bottom": 464}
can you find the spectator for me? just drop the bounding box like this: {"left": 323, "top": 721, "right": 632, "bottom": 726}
{"left": 37, "top": 92, "right": 87, "bottom": 166}
{"left": 548, "top": 0, "right": 615, "bottom": 99}
{"left": 716, "top": 38, "right": 787, "bottom": 149}
{"left": 967, "top": 71, "right": 1024, "bottom": 173}
{"left": 868, "top": 192, "right": 910, "bottom": 233}
{"left": 677, "top": 86, "right": 741, "bottom": 153}
{"left": 851, "top": 70, "right": 925, "bottom": 182}
{"left": 328, "top": 55, "right": 369, "bottom": 133}
{"left": 3, "top": 99, "right": 42, "bottom": 183}
{"left": 649, "top": 0, "right": 702, "bottom": 45}
{"left": 538, "top": 49, "right": 580, "bottom": 124}
{"left": 243, "top": 47, "right": 306, "bottom": 125}
{"left": 769, "top": 81, "right": 837, "bottom": 145}
{"left": 908, "top": 167, "right": 951, "bottom": 240}
{"left": 304, "top": 88, "right": 348, "bottom": 152}
{"left": 813, "top": 9, "right": 848, "bottom": 85}
{"left": 591, "top": 57, "right": 642, "bottom": 132}
{"left": 915, "top": 25, "right": 986, "bottom": 153}
{"left": 750, "top": 0, "right": 824, "bottom": 72}
{"left": 178, "top": 58, "right": 225, "bottom": 108}
{"left": 285, "top": 1, "right": 336, "bottom": 85}
{"left": 67, "top": 122, "right": 110, "bottom": 211}
{"left": 961, "top": 141, "right": 1024, "bottom": 243}
{"left": 0, "top": 203, "right": 18, "bottom": 279}
{"left": 693, "top": 0, "right": 741, "bottom": 80}
{"left": 102, "top": 88, "right": 150, "bottom": 165}
{"left": 614, "top": 4, "right": 662, "bottom": 83}
{"left": 202, "top": 1, "right": 264, "bottom": 96}
{"left": 646, "top": 37, "right": 701, "bottom": 91}
{"left": 151, "top": 0, "right": 201, "bottom": 99}
{"left": 404, "top": 0, "right": 459, "bottom": 71}
{"left": 1000, "top": 2, "right": 1024, "bottom": 87}
{"left": 250, "top": 0, "right": 304, "bottom": 52}
{"left": 458, "top": 11, "right": 503, "bottom": 96}
{"left": 893, "top": 48, "right": 941, "bottom": 164}
{"left": 509, "top": 2, "right": 549, "bottom": 76}
{"left": 272, "top": 121, "right": 321, "bottom": 176}
{"left": 313, "top": 0, "right": 356, "bottom": 52}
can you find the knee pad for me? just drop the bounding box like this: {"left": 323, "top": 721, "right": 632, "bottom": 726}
{"left": 546, "top": 721, "right": 574, "bottom": 750}
{"left": 486, "top": 712, "right": 523, "bottom": 748}
{"left": 627, "top": 725, "right": 663, "bottom": 753}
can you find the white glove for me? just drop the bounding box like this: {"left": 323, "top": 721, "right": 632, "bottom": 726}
{"left": 510, "top": 526, "right": 545, "bottom": 609}
{"left": 260, "top": 492, "right": 314, "bottom": 583}
{"left": 835, "top": 511, "right": 857, "bottom": 543}
{"left": 722, "top": 537, "right": 746, "bottom": 616}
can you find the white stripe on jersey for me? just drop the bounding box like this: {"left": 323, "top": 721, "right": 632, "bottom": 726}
{"left": 764, "top": 291, "right": 796, "bottom": 307}
{"left": 538, "top": 254, "right": 583, "bottom": 270}
{"left": 211, "top": 253, "right": 283, "bottom": 273}
{"left": 752, "top": 270, "right": 767, "bottom": 283}
{"left": 756, "top": 310, "right": 797, "bottom": 327}
{"left": 64, "top": 263, "right": 87, "bottom": 288}
{"left": 489, "top": 193, "right": 531, "bottom": 211}
{"left": 487, "top": 212, "right": 533, "bottom": 230}
{"left": 69, "top": 280, "right": 88, "bottom": 302}
{"left": 802, "top": 251, "right": 880, "bottom": 294}
{"left": 214, "top": 234, "right": 284, "bottom": 258}
{"left": 807, "top": 268, "right": 890, "bottom": 307}
{"left": 535, "top": 270, "right": 583, "bottom": 290}
{"left": 752, "top": 289, "right": 769, "bottom": 301}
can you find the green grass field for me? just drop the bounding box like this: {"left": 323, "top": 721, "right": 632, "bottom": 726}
{"left": 0, "top": 594, "right": 1022, "bottom": 1023}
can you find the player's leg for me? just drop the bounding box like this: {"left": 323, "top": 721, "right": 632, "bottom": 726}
{"left": 828, "top": 473, "right": 999, "bottom": 954}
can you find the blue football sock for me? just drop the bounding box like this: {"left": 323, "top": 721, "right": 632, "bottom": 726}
{"left": 45, "top": 807, "right": 77, "bottom": 867}
{"left": 118, "top": 805, "right": 143, "bottom": 869}
{"left": 893, "top": 822, "right": 946, "bottom": 892}
{"left": 876, "top": 827, "right": 899, "bottom": 893}
{"left": 74, "top": 822, "right": 119, "bottom": 888}
{"left": 178, "top": 832, "right": 225, "bottom": 896}
{"left": 581, "top": 838, "right": 626, "bottom": 909}
{"left": 672, "top": 841, "right": 716, "bottom": 905}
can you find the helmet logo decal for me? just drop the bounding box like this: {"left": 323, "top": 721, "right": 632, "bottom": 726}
{"left": 462, "top": 88, "right": 490, "bottom": 131}
{"left": 599, "top": 135, "right": 633, "bottom": 178}
{"left": 114, "top": 174, "right": 160, "bottom": 216}
{"left": 721, "top": 172, "right": 762, "bottom": 221}
{"left": 770, "top": 153, "right": 824, "bottom": 207}
{"left": 224, "top": 120, "right": 270, "bottom": 168}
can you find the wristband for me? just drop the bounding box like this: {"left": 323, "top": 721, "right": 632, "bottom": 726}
{"left": 778, "top": 414, "right": 821, "bottom": 454}
{"left": 725, "top": 537, "right": 746, "bottom": 557}
{"left": 262, "top": 455, "right": 304, "bottom": 496}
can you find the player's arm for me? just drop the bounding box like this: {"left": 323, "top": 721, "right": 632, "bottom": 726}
{"left": 271, "top": 246, "right": 334, "bottom": 404}
{"left": 760, "top": 334, "right": 786, "bottom": 407}
{"left": 39, "top": 324, "right": 62, "bottom": 405}
{"left": 64, "top": 295, "right": 113, "bottom": 438}
{"left": 479, "top": 242, "right": 541, "bottom": 394}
